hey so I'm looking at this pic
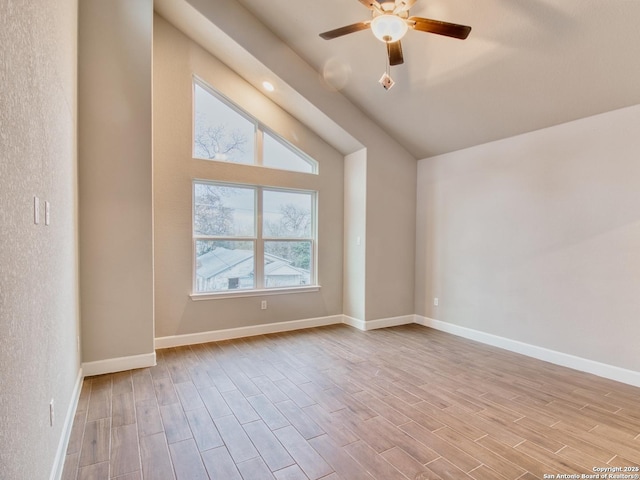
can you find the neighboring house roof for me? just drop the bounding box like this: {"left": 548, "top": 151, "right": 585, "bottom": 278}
{"left": 197, "top": 247, "right": 308, "bottom": 279}
{"left": 196, "top": 247, "right": 253, "bottom": 279}
{"left": 264, "top": 259, "right": 308, "bottom": 277}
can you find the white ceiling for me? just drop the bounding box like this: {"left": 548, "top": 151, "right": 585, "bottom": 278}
{"left": 157, "top": 0, "right": 640, "bottom": 159}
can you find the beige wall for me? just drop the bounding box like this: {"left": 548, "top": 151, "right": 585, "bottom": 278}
{"left": 0, "top": 0, "right": 80, "bottom": 478}
{"left": 176, "top": 0, "right": 418, "bottom": 325}
{"left": 365, "top": 143, "right": 417, "bottom": 321}
{"left": 153, "top": 16, "right": 344, "bottom": 337}
{"left": 416, "top": 104, "right": 640, "bottom": 372}
{"left": 343, "top": 150, "right": 367, "bottom": 320}
{"left": 79, "top": 0, "right": 155, "bottom": 363}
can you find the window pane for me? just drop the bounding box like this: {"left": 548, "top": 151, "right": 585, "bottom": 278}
{"left": 263, "top": 132, "right": 315, "bottom": 173}
{"left": 195, "top": 240, "right": 255, "bottom": 292}
{"left": 194, "top": 183, "right": 255, "bottom": 237}
{"left": 263, "top": 190, "right": 313, "bottom": 238}
{"left": 264, "top": 241, "right": 312, "bottom": 288}
{"left": 194, "top": 83, "right": 255, "bottom": 164}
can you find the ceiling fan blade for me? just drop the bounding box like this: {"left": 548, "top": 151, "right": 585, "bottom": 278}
{"left": 319, "top": 22, "right": 371, "bottom": 40}
{"left": 387, "top": 40, "right": 404, "bottom": 66}
{"left": 394, "top": 0, "right": 417, "bottom": 14}
{"left": 408, "top": 17, "right": 472, "bottom": 39}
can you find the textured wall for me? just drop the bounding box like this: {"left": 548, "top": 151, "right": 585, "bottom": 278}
{"left": 153, "top": 15, "right": 344, "bottom": 337}
{"left": 416, "top": 104, "right": 640, "bottom": 372}
{"left": 343, "top": 150, "right": 367, "bottom": 321}
{"left": 78, "top": 0, "right": 155, "bottom": 363}
{"left": 0, "top": 0, "right": 80, "bottom": 478}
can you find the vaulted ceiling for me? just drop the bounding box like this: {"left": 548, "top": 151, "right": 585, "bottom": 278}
{"left": 156, "top": 0, "right": 640, "bottom": 159}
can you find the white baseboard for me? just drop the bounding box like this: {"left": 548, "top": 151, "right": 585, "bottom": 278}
{"left": 416, "top": 315, "right": 640, "bottom": 388}
{"left": 342, "top": 315, "right": 366, "bottom": 331}
{"left": 344, "top": 314, "right": 415, "bottom": 331}
{"left": 82, "top": 352, "right": 156, "bottom": 377}
{"left": 49, "top": 367, "right": 83, "bottom": 480}
{"left": 155, "top": 315, "right": 344, "bottom": 349}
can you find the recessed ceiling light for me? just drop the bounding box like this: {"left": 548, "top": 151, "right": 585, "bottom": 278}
{"left": 262, "top": 81, "right": 274, "bottom": 92}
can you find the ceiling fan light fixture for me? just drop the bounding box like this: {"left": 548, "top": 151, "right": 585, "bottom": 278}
{"left": 370, "top": 14, "right": 408, "bottom": 43}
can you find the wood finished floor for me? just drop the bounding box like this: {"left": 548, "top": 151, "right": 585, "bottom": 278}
{"left": 62, "top": 324, "right": 640, "bottom": 480}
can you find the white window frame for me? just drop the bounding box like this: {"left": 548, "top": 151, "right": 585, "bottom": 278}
{"left": 191, "top": 180, "right": 319, "bottom": 300}
{"left": 193, "top": 77, "right": 319, "bottom": 174}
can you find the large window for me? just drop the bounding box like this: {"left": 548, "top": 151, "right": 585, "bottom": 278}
{"left": 193, "top": 181, "right": 316, "bottom": 294}
{"left": 193, "top": 79, "right": 318, "bottom": 174}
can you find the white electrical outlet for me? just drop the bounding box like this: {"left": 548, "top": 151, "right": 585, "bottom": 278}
{"left": 261, "top": 300, "right": 267, "bottom": 310}
{"left": 49, "top": 399, "right": 54, "bottom": 427}
{"left": 434, "top": 297, "right": 439, "bottom": 306}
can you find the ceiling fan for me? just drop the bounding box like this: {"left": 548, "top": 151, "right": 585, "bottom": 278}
{"left": 319, "top": 0, "right": 471, "bottom": 67}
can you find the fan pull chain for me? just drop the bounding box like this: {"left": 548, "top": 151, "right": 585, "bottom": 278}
{"left": 379, "top": 43, "right": 395, "bottom": 90}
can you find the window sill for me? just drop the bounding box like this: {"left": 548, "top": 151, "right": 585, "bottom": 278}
{"left": 190, "top": 285, "right": 321, "bottom": 301}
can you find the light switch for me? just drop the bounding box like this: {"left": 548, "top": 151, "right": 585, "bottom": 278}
{"left": 45, "top": 201, "right": 50, "bottom": 226}
{"left": 34, "top": 196, "right": 40, "bottom": 224}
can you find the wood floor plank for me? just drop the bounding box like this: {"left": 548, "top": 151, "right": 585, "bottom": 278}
{"left": 139, "top": 432, "right": 175, "bottom": 480}
{"left": 253, "top": 376, "right": 290, "bottom": 404}
{"left": 273, "top": 464, "right": 309, "bottom": 480}
{"left": 380, "top": 446, "right": 433, "bottom": 480}
{"left": 77, "top": 461, "right": 109, "bottom": 480}
{"left": 274, "top": 378, "right": 316, "bottom": 408}
{"left": 274, "top": 427, "right": 333, "bottom": 480}
{"left": 227, "top": 369, "right": 262, "bottom": 397}
{"left": 414, "top": 400, "right": 487, "bottom": 441}
{"left": 243, "top": 420, "right": 295, "bottom": 471}
{"left": 468, "top": 464, "right": 510, "bottom": 480}
{"left": 168, "top": 438, "right": 208, "bottom": 480}
{"left": 87, "top": 379, "right": 112, "bottom": 422}
{"left": 221, "top": 388, "right": 261, "bottom": 424}
{"left": 64, "top": 325, "right": 640, "bottom": 480}
{"left": 247, "top": 394, "right": 290, "bottom": 431}
{"left": 236, "top": 456, "right": 277, "bottom": 479}
{"left": 184, "top": 407, "right": 224, "bottom": 452}
{"left": 553, "top": 421, "right": 640, "bottom": 464}
{"left": 201, "top": 446, "right": 243, "bottom": 480}
{"left": 79, "top": 418, "right": 111, "bottom": 467}
{"left": 424, "top": 457, "right": 474, "bottom": 480}
{"left": 514, "top": 440, "right": 593, "bottom": 475}
{"left": 432, "top": 426, "right": 526, "bottom": 479}
{"left": 343, "top": 440, "right": 407, "bottom": 480}
{"left": 132, "top": 370, "right": 155, "bottom": 404}
{"left": 302, "top": 404, "right": 360, "bottom": 447}
{"left": 476, "top": 435, "right": 548, "bottom": 478}
{"left": 112, "top": 392, "right": 135, "bottom": 428}
{"left": 61, "top": 452, "right": 80, "bottom": 480}
{"left": 350, "top": 390, "right": 410, "bottom": 426}
{"left": 67, "top": 410, "right": 88, "bottom": 455}
{"left": 207, "top": 365, "right": 237, "bottom": 393}
{"left": 135, "top": 398, "right": 164, "bottom": 438}
{"left": 174, "top": 381, "right": 205, "bottom": 412}
{"left": 515, "top": 415, "right": 615, "bottom": 463}
{"left": 276, "top": 399, "right": 324, "bottom": 440}
{"left": 154, "top": 377, "right": 179, "bottom": 406}
{"left": 159, "top": 403, "right": 192, "bottom": 444}
{"left": 214, "top": 414, "right": 259, "bottom": 464}
{"left": 198, "top": 385, "right": 233, "bottom": 419}
{"left": 110, "top": 424, "right": 140, "bottom": 478}
{"left": 306, "top": 434, "right": 372, "bottom": 480}
{"left": 556, "top": 445, "right": 612, "bottom": 471}
{"left": 400, "top": 421, "right": 482, "bottom": 472}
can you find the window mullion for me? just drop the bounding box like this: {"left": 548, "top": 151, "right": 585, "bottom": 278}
{"left": 255, "top": 126, "right": 263, "bottom": 166}
{"left": 255, "top": 187, "right": 264, "bottom": 289}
